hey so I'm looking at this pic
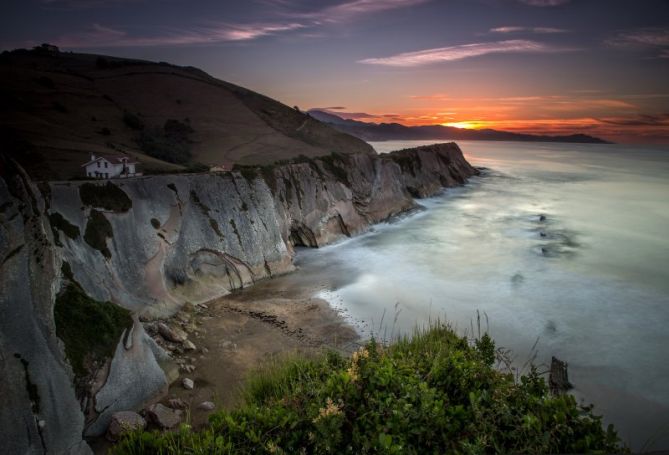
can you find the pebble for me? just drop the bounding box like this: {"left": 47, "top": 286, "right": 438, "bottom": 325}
{"left": 182, "top": 377, "right": 194, "bottom": 390}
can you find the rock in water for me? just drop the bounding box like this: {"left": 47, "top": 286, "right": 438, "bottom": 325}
{"left": 197, "top": 401, "right": 216, "bottom": 411}
{"left": 549, "top": 356, "right": 572, "bottom": 395}
{"left": 147, "top": 404, "right": 181, "bottom": 429}
{"left": 106, "top": 412, "right": 146, "bottom": 441}
{"left": 182, "top": 378, "right": 194, "bottom": 390}
{"left": 158, "top": 323, "right": 187, "bottom": 343}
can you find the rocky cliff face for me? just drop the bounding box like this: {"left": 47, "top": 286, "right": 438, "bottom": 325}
{"left": 0, "top": 142, "right": 477, "bottom": 452}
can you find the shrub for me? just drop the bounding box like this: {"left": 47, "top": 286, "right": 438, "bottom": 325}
{"left": 84, "top": 209, "right": 113, "bottom": 258}
{"left": 54, "top": 283, "right": 132, "bottom": 382}
{"left": 48, "top": 212, "right": 80, "bottom": 246}
{"left": 123, "top": 111, "right": 145, "bottom": 130}
{"left": 80, "top": 181, "right": 132, "bottom": 212}
{"left": 114, "top": 325, "right": 625, "bottom": 454}
{"left": 138, "top": 126, "right": 191, "bottom": 165}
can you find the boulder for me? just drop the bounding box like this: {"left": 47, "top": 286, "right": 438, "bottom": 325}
{"left": 147, "top": 403, "right": 181, "bottom": 429}
{"left": 197, "top": 401, "right": 216, "bottom": 411}
{"left": 106, "top": 411, "right": 146, "bottom": 441}
{"left": 182, "top": 378, "right": 194, "bottom": 390}
{"left": 183, "top": 339, "right": 196, "bottom": 351}
{"left": 158, "top": 323, "right": 187, "bottom": 343}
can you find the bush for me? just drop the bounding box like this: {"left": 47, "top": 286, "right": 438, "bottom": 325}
{"left": 114, "top": 325, "right": 625, "bottom": 454}
{"left": 80, "top": 181, "right": 132, "bottom": 212}
{"left": 54, "top": 283, "right": 132, "bottom": 381}
{"left": 48, "top": 212, "right": 80, "bottom": 246}
{"left": 84, "top": 209, "right": 113, "bottom": 258}
{"left": 123, "top": 111, "right": 145, "bottom": 130}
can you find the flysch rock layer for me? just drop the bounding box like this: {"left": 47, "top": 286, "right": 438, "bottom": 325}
{"left": 0, "top": 142, "right": 477, "bottom": 452}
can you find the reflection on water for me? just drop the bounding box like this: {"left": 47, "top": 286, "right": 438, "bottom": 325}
{"left": 275, "top": 140, "right": 669, "bottom": 450}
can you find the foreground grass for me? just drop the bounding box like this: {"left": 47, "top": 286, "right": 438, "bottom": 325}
{"left": 113, "top": 325, "right": 625, "bottom": 454}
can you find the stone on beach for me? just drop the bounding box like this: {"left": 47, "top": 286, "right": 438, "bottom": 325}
{"left": 147, "top": 403, "right": 182, "bottom": 429}
{"left": 106, "top": 411, "right": 146, "bottom": 441}
{"left": 197, "top": 401, "right": 216, "bottom": 411}
{"left": 158, "top": 322, "right": 188, "bottom": 343}
{"left": 182, "top": 377, "right": 194, "bottom": 390}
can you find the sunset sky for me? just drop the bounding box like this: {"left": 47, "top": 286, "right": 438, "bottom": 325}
{"left": 2, "top": 0, "right": 669, "bottom": 143}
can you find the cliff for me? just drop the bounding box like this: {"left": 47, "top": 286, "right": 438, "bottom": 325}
{"left": 0, "top": 142, "right": 477, "bottom": 452}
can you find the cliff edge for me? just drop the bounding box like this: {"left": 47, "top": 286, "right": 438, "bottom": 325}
{"left": 1, "top": 138, "right": 477, "bottom": 452}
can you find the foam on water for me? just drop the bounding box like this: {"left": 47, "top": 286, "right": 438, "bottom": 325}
{"left": 297, "top": 140, "right": 669, "bottom": 450}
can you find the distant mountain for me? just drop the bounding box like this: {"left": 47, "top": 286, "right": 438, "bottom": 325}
{"left": 308, "top": 110, "right": 609, "bottom": 144}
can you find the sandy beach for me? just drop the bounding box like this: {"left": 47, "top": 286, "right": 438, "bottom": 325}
{"left": 160, "top": 276, "right": 360, "bottom": 428}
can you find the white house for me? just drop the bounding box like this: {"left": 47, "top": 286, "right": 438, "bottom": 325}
{"left": 82, "top": 153, "right": 141, "bottom": 179}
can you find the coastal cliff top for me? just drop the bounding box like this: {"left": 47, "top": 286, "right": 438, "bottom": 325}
{"left": 0, "top": 47, "right": 373, "bottom": 180}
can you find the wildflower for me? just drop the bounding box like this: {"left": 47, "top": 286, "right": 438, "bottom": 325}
{"left": 313, "top": 398, "right": 343, "bottom": 422}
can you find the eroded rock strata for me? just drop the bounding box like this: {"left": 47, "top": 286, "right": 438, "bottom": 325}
{"left": 0, "top": 142, "right": 477, "bottom": 452}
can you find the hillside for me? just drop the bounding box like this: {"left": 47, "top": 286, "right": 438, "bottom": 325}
{"left": 308, "top": 109, "right": 609, "bottom": 144}
{"left": 0, "top": 46, "right": 373, "bottom": 180}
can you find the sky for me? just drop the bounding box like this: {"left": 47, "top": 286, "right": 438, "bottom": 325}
{"left": 2, "top": 0, "right": 669, "bottom": 143}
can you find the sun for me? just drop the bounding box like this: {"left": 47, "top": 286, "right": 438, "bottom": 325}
{"left": 442, "top": 121, "right": 480, "bottom": 129}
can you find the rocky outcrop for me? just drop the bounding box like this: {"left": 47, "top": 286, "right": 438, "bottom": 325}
{"left": 0, "top": 142, "right": 477, "bottom": 452}
{"left": 0, "top": 157, "right": 92, "bottom": 454}
{"left": 46, "top": 142, "right": 475, "bottom": 318}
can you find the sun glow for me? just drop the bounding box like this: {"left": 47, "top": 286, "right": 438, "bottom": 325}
{"left": 442, "top": 121, "right": 483, "bottom": 129}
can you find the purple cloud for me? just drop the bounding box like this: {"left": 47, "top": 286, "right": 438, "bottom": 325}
{"left": 518, "top": 0, "right": 570, "bottom": 6}
{"left": 359, "top": 40, "right": 570, "bottom": 66}
{"left": 490, "top": 26, "right": 567, "bottom": 34}
{"left": 48, "top": 0, "right": 429, "bottom": 48}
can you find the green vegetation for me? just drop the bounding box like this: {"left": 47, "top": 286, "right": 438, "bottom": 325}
{"left": 84, "top": 209, "right": 113, "bottom": 258}
{"left": 113, "top": 325, "right": 624, "bottom": 454}
{"left": 138, "top": 119, "right": 194, "bottom": 165}
{"left": 54, "top": 283, "right": 132, "bottom": 380}
{"left": 123, "top": 111, "right": 145, "bottom": 130}
{"left": 319, "top": 152, "right": 350, "bottom": 185}
{"left": 48, "top": 212, "right": 80, "bottom": 246}
{"left": 80, "top": 181, "right": 132, "bottom": 212}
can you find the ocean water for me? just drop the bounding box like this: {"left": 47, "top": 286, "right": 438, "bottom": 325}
{"left": 291, "top": 140, "right": 669, "bottom": 450}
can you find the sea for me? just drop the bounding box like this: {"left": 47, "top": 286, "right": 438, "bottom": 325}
{"left": 286, "top": 140, "right": 669, "bottom": 450}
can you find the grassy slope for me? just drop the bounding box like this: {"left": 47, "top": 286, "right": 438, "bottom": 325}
{"left": 0, "top": 49, "right": 373, "bottom": 180}
{"left": 112, "top": 325, "right": 625, "bottom": 454}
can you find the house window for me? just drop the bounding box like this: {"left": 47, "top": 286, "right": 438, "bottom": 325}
{"left": 104, "top": 161, "right": 108, "bottom": 168}
{"left": 97, "top": 161, "right": 100, "bottom": 168}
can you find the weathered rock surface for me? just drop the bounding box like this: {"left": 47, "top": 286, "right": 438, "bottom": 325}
{"left": 0, "top": 157, "right": 92, "bottom": 454}
{"left": 0, "top": 142, "right": 476, "bottom": 453}
{"left": 106, "top": 411, "right": 146, "bottom": 442}
{"left": 84, "top": 318, "right": 170, "bottom": 437}
{"left": 45, "top": 142, "right": 476, "bottom": 319}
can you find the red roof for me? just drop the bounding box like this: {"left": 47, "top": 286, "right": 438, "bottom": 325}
{"left": 81, "top": 154, "right": 139, "bottom": 167}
